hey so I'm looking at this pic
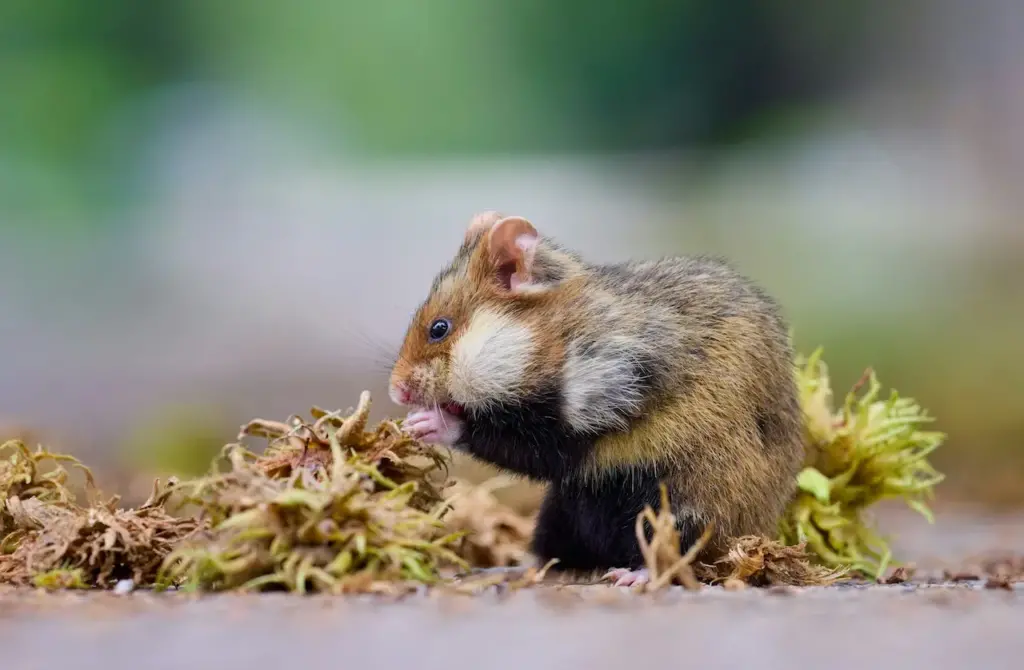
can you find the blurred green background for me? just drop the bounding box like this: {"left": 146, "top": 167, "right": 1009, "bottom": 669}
{"left": 1, "top": 0, "right": 1022, "bottom": 506}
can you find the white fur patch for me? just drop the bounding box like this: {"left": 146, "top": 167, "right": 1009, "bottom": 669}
{"left": 388, "top": 383, "right": 404, "bottom": 406}
{"left": 449, "top": 308, "right": 534, "bottom": 407}
{"left": 510, "top": 281, "right": 549, "bottom": 295}
{"left": 562, "top": 335, "right": 647, "bottom": 434}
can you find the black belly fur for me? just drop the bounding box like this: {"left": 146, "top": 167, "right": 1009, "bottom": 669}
{"left": 457, "top": 388, "right": 700, "bottom": 571}
{"left": 531, "top": 465, "right": 703, "bottom": 571}
{"left": 457, "top": 386, "right": 595, "bottom": 482}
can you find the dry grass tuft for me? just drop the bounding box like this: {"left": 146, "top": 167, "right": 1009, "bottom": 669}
{"left": 630, "top": 484, "right": 714, "bottom": 592}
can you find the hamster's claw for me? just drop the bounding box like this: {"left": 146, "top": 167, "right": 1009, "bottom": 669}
{"left": 603, "top": 567, "right": 651, "bottom": 588}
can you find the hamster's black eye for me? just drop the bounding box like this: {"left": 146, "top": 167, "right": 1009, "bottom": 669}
{"left": 428, "top": 318, "right": 451, "bottom": 342}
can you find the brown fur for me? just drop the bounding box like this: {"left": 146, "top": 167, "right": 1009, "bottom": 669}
{"left": 392, "top": 212, "right": 805, "bottom": 562}
{"left": 584, "top": 312, "right": 803, "bottom": 557}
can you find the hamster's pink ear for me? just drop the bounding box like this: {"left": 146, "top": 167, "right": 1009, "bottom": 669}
{"left": 464, "top": 210, "right": 504, "bottom": 243}
{"left": 486, "top": 216, "right": 539, "bottom": 292}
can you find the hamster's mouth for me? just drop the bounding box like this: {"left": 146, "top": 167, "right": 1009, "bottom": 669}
{"left": 441, "top": 401, "right": 465, "bottom": 418}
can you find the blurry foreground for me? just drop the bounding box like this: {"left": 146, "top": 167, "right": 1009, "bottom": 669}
{"left": 4, "top": 504, "right": 1024, "bottom": 670}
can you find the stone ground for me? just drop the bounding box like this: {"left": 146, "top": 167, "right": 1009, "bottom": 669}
{"left": 2, "top": 505, "right": 1023, "bottom": 670}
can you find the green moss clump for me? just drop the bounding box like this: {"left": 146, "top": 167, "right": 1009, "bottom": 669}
{"left": 781, "top": 348, "right": 946, "bottom": 578}
{"left": 157, "top": 392, "right": 468, "bottom": 594}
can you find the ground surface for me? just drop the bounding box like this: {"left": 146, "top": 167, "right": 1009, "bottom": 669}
{"left": 3, "top": 505, "right": 1024, "bottom": 670}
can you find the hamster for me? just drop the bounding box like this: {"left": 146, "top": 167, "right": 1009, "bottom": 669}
{"left": 389, "top": 211, "right": 805, "bottom": 586}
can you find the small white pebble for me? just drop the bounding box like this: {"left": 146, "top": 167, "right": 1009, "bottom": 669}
{"left": 113, "top": 579, "right": 135, "bottom": 595}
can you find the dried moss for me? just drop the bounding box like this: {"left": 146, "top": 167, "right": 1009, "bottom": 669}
{"left": 441, "top": 476, "right": 536, "bottom": 569}
{"left": 2, "top": 393, "right": 471, "bottom": 594}
{"left": 781, "top": 348, "right": 946, "bottom": 578}
{"left": 158, "top": 392, "right": 467, "bottom": 594}
{"left": 1, "top": 439, "right": 93, "bottom": 535}
{"left": 697, "top": 536, "right": 848, "bottom": 587}
{"left": 625, "top": 484, "right": 843, "bottom": 591}
{"left": 0, "top": 439, "right": 203, "bottom": 588}
{"left": 2, "top": 347, "right": 946, "bottom": 595}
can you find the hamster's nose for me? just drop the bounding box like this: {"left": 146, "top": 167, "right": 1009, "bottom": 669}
{"left": 389, "top": 381, "right": 415, "bottom": 406}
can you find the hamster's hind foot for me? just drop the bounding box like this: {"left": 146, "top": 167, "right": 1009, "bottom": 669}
{"left": 603, "top": 567, "right": 650, "bottom": 588}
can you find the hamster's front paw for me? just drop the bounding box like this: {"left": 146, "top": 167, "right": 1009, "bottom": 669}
{"left": 404, "top": 407, "right": 464, "bottom": 446}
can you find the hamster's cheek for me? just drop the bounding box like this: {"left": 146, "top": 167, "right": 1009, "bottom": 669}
{"left": 447, "top": 307, "right": 535, "bottom": 407}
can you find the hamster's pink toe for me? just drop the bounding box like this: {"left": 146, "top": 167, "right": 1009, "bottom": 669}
{"left": 604, "top": 568, "right": 651, "bottom": 587}
{"left": 403, "top": 407, "right": 463, "bottom": 446}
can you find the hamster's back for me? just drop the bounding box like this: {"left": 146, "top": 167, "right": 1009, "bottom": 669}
{"left": 593, "top": 255, "right": 787, "bottom": 331}
{"left": 584, "top": 254, "right": 794, "bottom": 393}
{"left": 582, "top": 253, "right": 804, "bottom": 548}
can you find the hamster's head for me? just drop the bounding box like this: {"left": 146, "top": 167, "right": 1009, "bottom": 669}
{"left": 389, "top": 211, "right": 558, "bottom": 415}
